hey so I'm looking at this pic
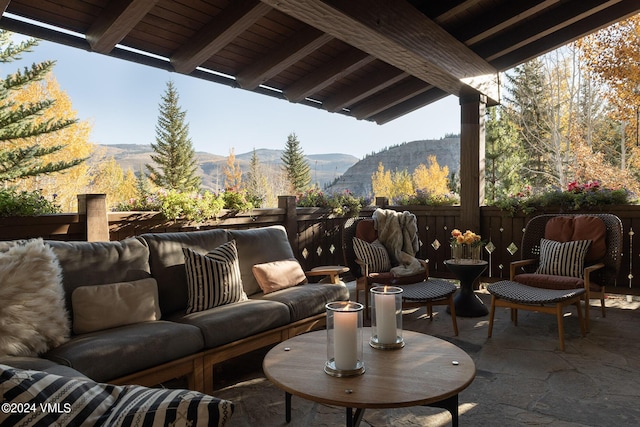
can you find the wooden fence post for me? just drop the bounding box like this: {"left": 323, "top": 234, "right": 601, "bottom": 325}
{"left": 78, "top": 194, "right": 109, "bottom": 242}
{"left": 278, "top": 195, "right": 298, "bottom": 253}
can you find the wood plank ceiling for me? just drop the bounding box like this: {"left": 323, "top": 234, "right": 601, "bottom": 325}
{"left": 0, "top": 0, "right": 638, "bottom": 124}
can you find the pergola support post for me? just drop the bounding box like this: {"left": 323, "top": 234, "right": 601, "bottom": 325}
{"left": 78, "top": 194, "right": 109, "bottom": 242}
{"left": 459, "top": 93, "right": 486, "bottom": 232}
{"left": 279, "top": 195, "right": 298, "bottom": 254}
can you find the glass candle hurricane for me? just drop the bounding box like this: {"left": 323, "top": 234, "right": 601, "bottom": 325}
{"left": 370, "top": 286, "right": 404, "bottom": 349}
{"left": 324, "top": 301, "right": 365, "bottom": 377}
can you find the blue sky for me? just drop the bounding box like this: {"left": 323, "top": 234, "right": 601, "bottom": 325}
{"left": 10, "top": 37, "right": 461, "bottom": 159}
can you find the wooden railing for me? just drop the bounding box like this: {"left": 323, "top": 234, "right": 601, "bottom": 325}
{"left": 1, "top": 194, "right": 639, "bottom": 295}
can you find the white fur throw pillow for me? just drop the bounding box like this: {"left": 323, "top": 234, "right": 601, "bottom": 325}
{"left": 0, "top": 239, "right": 70, "bottom": 356}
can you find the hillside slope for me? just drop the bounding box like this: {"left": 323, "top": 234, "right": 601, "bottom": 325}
{"left": 326, "top": 137, "right": 460, "bottom": 196}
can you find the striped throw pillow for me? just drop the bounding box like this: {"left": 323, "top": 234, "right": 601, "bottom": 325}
{"left": 353, "top": 237, "right": 391, "bottom": 273}
{"left": 183, "top": 240, "right": 248, "bottom": 314}
{"left": 536, "top": 238, "right": 591, "bottom": 278}
{"left": 0, "top": 364, "right": 234, "bottom": 426}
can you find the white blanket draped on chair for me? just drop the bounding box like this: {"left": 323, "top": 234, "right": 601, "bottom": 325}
{"left": 372, "top": 208, "right": 424, "bottom": 277}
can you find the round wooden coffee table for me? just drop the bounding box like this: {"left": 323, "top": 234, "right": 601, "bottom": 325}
{"left": 263, "top": 328, "right": 475, "bottom": 426}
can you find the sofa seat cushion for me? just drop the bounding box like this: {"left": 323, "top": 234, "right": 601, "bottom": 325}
{"left": 168, "top": 299, "right": 291, "bottom": 348}
{"left": 0, "top": 364, "right": 234, "bottom": 427}
{"left": 514, "top": 273, "right": 603, "bottom": 292}
{"left": 43, "top": 321, "right": 204, "bottom": 383}
{"left": 256, "top": 283, "right": 350, "bottom": 321}
{"left": 0, "top": 356, "right": 87, "bottom": 378}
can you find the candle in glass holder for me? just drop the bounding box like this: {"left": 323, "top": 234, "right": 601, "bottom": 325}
{"left": 375, "top": 287, "right": 397, "bottom": 344}
{"left": 333, "top": 308, "right": 358, "bottom": 370}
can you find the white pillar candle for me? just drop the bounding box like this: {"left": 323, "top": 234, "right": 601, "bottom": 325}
{"left": 334, "top": 309, "right": 358, "bottom": 370}
{"left": 375, "top": 291, "right": 397, "bottom": 344}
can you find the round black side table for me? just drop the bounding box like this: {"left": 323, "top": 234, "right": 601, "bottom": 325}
{"left": 444, "top": 259, "right": 488, "bottom": 317}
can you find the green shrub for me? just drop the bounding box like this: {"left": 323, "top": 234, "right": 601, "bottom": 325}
{"left": 492, "top": 181, "right": 634, "bottom": 216}
{"left": 115, "top": 189, "right": 224, "bottom": 222}
{"left": 296, "top": 188, "right": 368, "bottom": 217}
{"left": 0, "top": 189, "right": 61, "bottom": 216}
{"left": 394, "top": 190, "right": 459, "bottom": 206}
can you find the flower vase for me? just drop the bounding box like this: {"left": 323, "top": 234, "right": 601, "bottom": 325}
{"left": 451, "top": 242, "right": 464, "bottom": 261}
{"left": 470, "top": 245, "right": 482, "bottom": 262}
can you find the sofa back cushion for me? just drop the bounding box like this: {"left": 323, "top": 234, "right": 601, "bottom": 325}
{"left": 228, "top": 226, "right": 296, "bottom": 296}
{"left": 544, "top": 215, "right": 606, "bottom": 263}
{"left": 46, "top": 239, "right": 151, "bottom": 316}
{"left": 140, "top": 229, "right": 229, "bottom": 316}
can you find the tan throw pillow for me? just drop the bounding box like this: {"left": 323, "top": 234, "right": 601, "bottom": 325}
{"left": 72, "top": 278, "right": 161, "bottom": 335}
{"left": 252, "top": 259, "right": 307, "bottom": 294}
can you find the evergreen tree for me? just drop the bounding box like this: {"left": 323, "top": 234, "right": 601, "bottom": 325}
{"left": 485, "top": 105, "right": 524, "bottom": 202}
{"left": 146, "top": 80, "right": 200, "bottom": 192}
{"left": 504, "top": 59, "right": 553, "bottom": 188}
{"left": 245, "top": 148, "right": 268, "bottom": 207}
{"left": 280, "top": 132, "right": 310, "bottom": 193}
{"left": 0, "top": 31, "right": 83, "bottom": 183}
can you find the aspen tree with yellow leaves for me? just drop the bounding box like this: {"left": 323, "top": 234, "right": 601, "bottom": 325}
{"left": 0, "top": 31, "right": 88, "bottom": 205}
{"left": 6, "top": 70, "right": 93, "bottom": 212}
{"left": 223, "top": 147, "right": 243, "bottom": 191}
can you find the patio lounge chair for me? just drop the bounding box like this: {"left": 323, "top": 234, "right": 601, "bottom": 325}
{"left": 487, "top": 214, "right": 623, "bottom": 350}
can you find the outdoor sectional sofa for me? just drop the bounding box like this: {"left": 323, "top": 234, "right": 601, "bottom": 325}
{"left": 0, "top": 225, "right": 349, "bottom": 398}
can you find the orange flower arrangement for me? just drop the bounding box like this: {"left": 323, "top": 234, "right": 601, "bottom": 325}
{"left": 451, "top": 229, "right": 482, "bottom": 246}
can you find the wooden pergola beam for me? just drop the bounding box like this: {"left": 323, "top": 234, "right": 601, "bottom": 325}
{"left": 477, "top": 0, "right": 620, "bottom": 63}
{"left": 86, "top": 0, "right": 158, "bottom": 53}
{"left": 322, "top": 65, "right": 407, "bottom": 113}
{"left": 236, "top": 26, "right": 333, "bottom": 90}
{"left": 260, "top": 0, "right": 500, "bottom": 103}
{"left": 284, "top": 48, "right": 374, "bottom": 103}
{"left": 491, "top": 0, "right": 640, "bottom": 69}
{"left": 171, "top": 0, "right": 272, "bottom": 74}
{"left": 350, "top": 78, "right": 433, "bottom": 120}
{"left": 371, "top": 88, "right": 449, "bottom": 125}
{"left": 443, "top": 0, "right": 561, "bottom": 45}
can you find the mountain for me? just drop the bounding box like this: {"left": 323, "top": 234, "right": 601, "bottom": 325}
{"left": 325, "top": 137, "right": 461, "bottom": 196}
{"left": 95, "top": 145, "right": 359, "bottom": 191}
{"left": 96, "top": 138, "right": 461, "bottom": 195}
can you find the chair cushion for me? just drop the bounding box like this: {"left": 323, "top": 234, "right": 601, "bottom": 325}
{"left": 545, "top": 216, "right": 607, "bottom": 263}
{"left": 353, "top": 237, "right": 391, "bottom": 273}
{"left": 514, "top": 273, "right": 603, "bottom": 292}
{"left": 536, "top": 238, "right": 591, "bottom": 278}
{"left": 355, "top": 218, "right": 378, "bottom": 243}
{"left": 368, "top": 271, "right": 427, "bottom": 285}
{"left": 252, "top": 259, "right": 307, "bottom": 294}
{"left": 183, "top": 241, "right": 248, "bottom": 314}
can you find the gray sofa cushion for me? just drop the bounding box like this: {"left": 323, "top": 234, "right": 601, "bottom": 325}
{"left": 256, "top": 283, "right": 350, "bottom": 321}
{"left": 46, "top": 239, "right": 151, "bottom": 314}
{"left": 0, "top": 356, "right": 87, "bottom": 378}
{"left": 44, "top": 321, "right": 204, "bottom": 383}
{"left": 229, "top": 226, "right": 297, "bottom": 296}
{"left": 140, "top": 229, "right": 229, "bottom": 315}
{"left": 168, "top": 299, "right": 291, "bottom": 348}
